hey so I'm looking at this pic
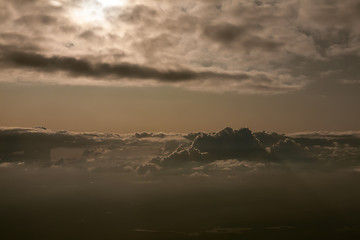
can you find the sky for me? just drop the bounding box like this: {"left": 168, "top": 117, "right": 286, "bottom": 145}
{"left": 1, "top": 0, "right": 360, "bottom": 133}
{"left": 2, "top": 2, "right": 360, "bottom": 238}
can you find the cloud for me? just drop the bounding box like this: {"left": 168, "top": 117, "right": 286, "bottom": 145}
{"left": 3, "top": 126, "right": 360, "bottom": 175}
{"left": 116, "top": 4, "right": 158, "bottom": 24}
{"left": 0, "top": 127, "right": 189, "bottom": 172}
{"left": 1, "top": 126, "right": 360, "bottom": 239}
{"left": 203, "top": 22, "right": 283, "bottom": 52}
{"left": 15, "top": 14, "right": 58, "bottom": 26}
{"left": 153, "top": 128, "right": 267, "bottom": 168}
{"left": 135, "top": 132, "right": 166, "bottom": 138}
{"left": 270, "top": 138, "right": 314, "bottom": 162}
{"left": 191, "top": 127, "right": 266, "bottom": 160}
{"left": 0, "top": 127, "right": 125, "bottom": 165}
{"left": 152, "top": 127, "right": 360, "bottom": 174}
{"left": 2, "top": 126, "right": 360, "bottom": 175}
{"left": 0, "top": 0, "right": 358, "bottom": 95}
{"left": 0, "top": 48, "right": 243, "bottom": 82}
{"left": 0, "top": 45, "right": 307, "bottom": 93}
{"left": 254, "top": 131, "right": 287, "bottom": 147}
{"left": 195, "top": 159, "right": 265, "bottom": 173}
{"left": 1, "top": 0, "right": 343, "bottom": 94}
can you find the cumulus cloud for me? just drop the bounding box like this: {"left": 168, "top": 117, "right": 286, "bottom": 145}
{"left": 1, "top": 126, "right": 360, "bottom": 239}
{"left": 135, "top": 127, "right": 360, "bottom": 175}
{"left": 2, "top": 126, "right": 360, "bottom": 174}
{"left": 0, "top": 127, "right": 190, "bottom": 171}
{"left": 270, "top": 138, "right": 314, "bottom": 162}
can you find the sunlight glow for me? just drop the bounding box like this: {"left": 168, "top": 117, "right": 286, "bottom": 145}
{"left": 70, "top": 0, "right": 127, "bottom": 25}
{"left": 98, "top": 0, "right": 126, "bottom": 7}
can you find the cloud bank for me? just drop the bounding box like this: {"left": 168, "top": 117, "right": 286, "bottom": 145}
{"left": 1, "top": 126, "right": 360, "bottom": 175}
{"left": 1, "top": 0, "right": 359, "bottom": 93}
{"left": 1, "top": 126, "right": 360, "bottom": 239}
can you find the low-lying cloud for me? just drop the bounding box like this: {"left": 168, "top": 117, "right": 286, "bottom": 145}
{"left": 1, "top": 126, "right": 360, "bottom": 239}
{"left": 1, "top": 126, "right": 360, "bottom": 175}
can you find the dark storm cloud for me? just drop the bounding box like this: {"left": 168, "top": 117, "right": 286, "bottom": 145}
{"left": 270, "top": 138, "right": 314, "bottom": 162}
{"left": 1, "top": 126, "right": 360, "bottom": 175}
{"left": 149, "top": 127, "right": 360, "bottom": 174}
{"left": 254, "top": 131, "right": 287, "bottom": 147}
{"left": 152, "top": 127, "right": 268, "bottom": 168}
{"left": 152, "top": 128, "right": 268, "bottom": 170}
{"left": 0, "top": 49, "right": 196, "bottom": 81}
{"left": 3, "top": 126, "right": 360, "bottom": 239}
{"left": 0, "top": 47, "right": 276, "bottom": 83}
{"left": 190, "top": 127, "right": 266, "bottom": 160}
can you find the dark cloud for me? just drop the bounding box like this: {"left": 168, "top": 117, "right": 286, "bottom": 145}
{"left": 150, "top": 127, "right": 360, "bottom": 174}
{"left": 203, "top": 23, "right": 247, "bottom": 44}
{"left": 0, "top": 127, "right": 189, "bottom": 170}
{"left": 2, "top": 127, "right": 360, "bottom": 174}
{"left": 0, "top": 49, "right": 193, "bottom": 81}
{"left": 0, "top": 0, "right": 359, "bottom": 94}
{"left": 15, "top": 14, "right": 57, "bottom": 25}
{"left": 270, "top": 138, "right": 314, "bottom": 162}
{"left": 153, "top": 127, "right": 267, "bottom": 168}
{"left": 78, "top": 30, "right": 102, "bottom": 41}
{"left": 191, "top": 127, "right": 266, "bottom": 160}
{"left": 254, "top": 131, "right": 287, "bottom": 147}
{"left": 203, "top": 22, "right": 283, "bottom": 52}
{"left": 1, "top": 127, "right": 360, "bottom": 240}
{"left": 0, "top": 47, "right": 285, "bottom": 85}
{"left": 152, "top": 144, "right": 206, "bottom": 168}
{"left": 0, "top": 127, "right": 124, "bottom": 164}
{"left": 135, "top": 132, "right": 166, "bottom": 138}
{"left": 116, "top": 4, "right": 158, "bottom": 24}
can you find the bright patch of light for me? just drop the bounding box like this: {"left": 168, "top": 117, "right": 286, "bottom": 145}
{"left": 71, "top": 3, "right": 104, "bottom": 24}
{"left": 49, "top": 0, "right": 62, "bottom": 7}
{"left": 98, "top": 0, "right": 126, "bottom": 7}
{"left": 70, "top": 0, "right": 127, "bottom": 25}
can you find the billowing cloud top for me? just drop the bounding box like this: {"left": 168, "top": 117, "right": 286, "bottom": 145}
{"left": 1, "top": 126, "right": 360, "bottom": 176}
{"left": 1, "top": 0, "right": 359, "bottom": 93}
{"left": 2, "top": 126, "right": 360, "bottom": 239}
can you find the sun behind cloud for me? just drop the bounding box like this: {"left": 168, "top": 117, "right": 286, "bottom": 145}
{"left": 98, "top": 0, "right": 127, "bottom": 7}
{"left": 70, "top": 0, "right": 127, "bottom": 24}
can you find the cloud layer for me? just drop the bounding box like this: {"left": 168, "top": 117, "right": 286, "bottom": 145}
{"left": 1, "top": 126, "right": 360, "bottom": 175}
{"left": 1, "top": 0, "right": 359, "bottom": 93}
{"left": 1, "top": 126, "right": 360, "bottom": 240}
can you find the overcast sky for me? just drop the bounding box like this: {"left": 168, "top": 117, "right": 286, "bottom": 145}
{"left": 0, "top": 0, "right": 359, "bottom": 133}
